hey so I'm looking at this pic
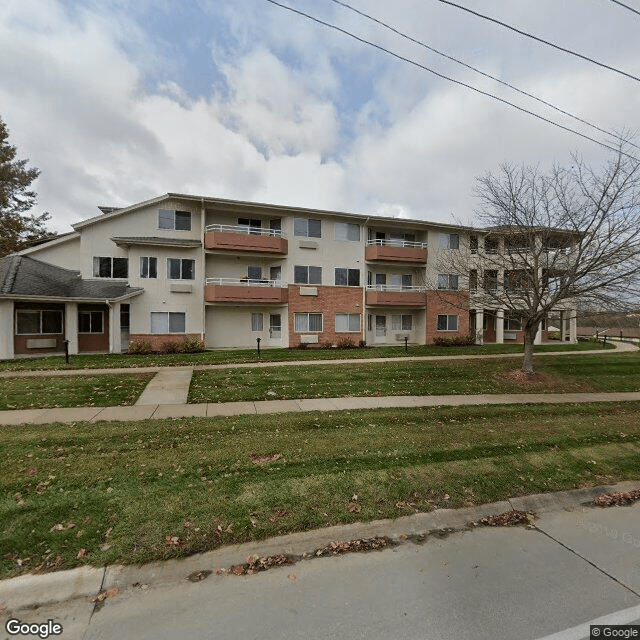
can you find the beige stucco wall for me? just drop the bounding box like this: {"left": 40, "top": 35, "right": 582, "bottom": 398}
{"left": 0, "top": 300, "right": 14, "bottom": 359}
{"left": 22, "top": 236, "right": 82, "bottom": 270}
{"left": 205, "top": 305, "right": 289, "bottom": 349}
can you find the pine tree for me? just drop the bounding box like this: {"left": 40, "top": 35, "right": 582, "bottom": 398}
{"left": 0, "top": 117, "right": 56, "bottom": 256}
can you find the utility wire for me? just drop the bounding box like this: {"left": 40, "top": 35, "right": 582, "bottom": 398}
{"left": 329, "top": 0, "right": 638, "bottom": 150}
{"left": 264, "top": 0, "right": 639, "bottom": 162}
{"left": 610, "top": 0, "right": 640, "bottom": 17}
{"left": 436, "top": 0, "right": 640, "bottom": 84}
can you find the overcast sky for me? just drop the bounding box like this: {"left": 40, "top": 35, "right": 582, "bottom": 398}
{"left": 1, "top": 0, "right": 639, "bottom": 232}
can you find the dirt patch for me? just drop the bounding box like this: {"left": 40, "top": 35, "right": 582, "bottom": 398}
{"left": 504, "top": 370, "right": 562, "bottom": 387}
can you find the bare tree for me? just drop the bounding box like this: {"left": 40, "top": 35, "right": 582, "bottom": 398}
{"left": 435, "top": 140, "right": 640, "bottom": 373}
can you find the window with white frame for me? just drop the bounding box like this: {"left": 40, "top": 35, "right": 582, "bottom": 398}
{"left": 15, "top": 310, "right": 63, "bottom": 335}
{"left": 238, "top": 218, "right": 262, "bottom": 234}
{"left": 505, "top": 315, "right": 522, "bottom": 331}
{"left": 294, "top": 265, "right": 322, "bottom": 285}
{"left": 293, "top": 218, "right": 321, "bottom": 238}
{"left": 78, "top": 311, "right": 104, "bottom": 334}
{"left": 159, "top": 209, "right": 191, "bottom": 231}
{"left": 335, "top": 313, "right": 361, "bottom": 332}
{"left": 93, "top": 257, "right": 128, "bottom": 278}
{"left": 334, "top": 268, "right": 360, "bottom": 286}
{"left": 335, "top": 222, "right": 360, "bottom": 242}
{"left": 270, "top": 266, "right": 281, "bottom": 281}
{"left": 437, "top": 314, "right": 458, "bottom": 331}
{"left": 140, "top": 256, "right": 157, "bottom": 279}
{"left": 439, "top": 233, "right": 459, "bottom": 250}
{"left": 294, "top": 313, "right": 323, "bottom": 332}
{"left": 150, "top": 312, "right": 186, "bottom": 334}
{"left": 389, "top": 274, "right": 413, "bottom": 289}
{"left": 391, "top": 314, "right": 413, "bottom": 331}
{"left": 438, "top": 274, "right": 459, "bottom": 290}
{"left": 251, "top": 313, "right": 263, "bottom": 331}
{"left": 167, "top": 258, "right": 195, "bottom": 280}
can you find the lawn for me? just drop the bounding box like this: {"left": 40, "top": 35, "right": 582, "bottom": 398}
{"left": 1, "top": 402, "right": 639, "bottom": 579}
{"left": 0, "top": 373, "right": 154, "bottom": 410}
{"left": 188, "top": 352, "right": 640, "bottom": 403}
{"left": 0, "top": 340, "right": 610, "bottom": 372}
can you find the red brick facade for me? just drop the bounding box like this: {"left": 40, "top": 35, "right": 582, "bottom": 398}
{"left": 78, "top": 304, "right": 109, "bottom": 353}
{"left": 288, "top": 285, "right": 363, "bottom": 347}
{"left": 425, "top": 291, "right": 470, "bottom": 344}
{"left": 128, "top": 333, "right": 202, "bottom": 351}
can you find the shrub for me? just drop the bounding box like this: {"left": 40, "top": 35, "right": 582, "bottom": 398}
{"left": 179, "top": 336, "right": 206, "bottom": 353}
{"left": 160, "top": 339, "right": 182, "bottom": 354}
{"left": 547, "top": 331, "right": 561, "bottom": 341}
{"left": 336, "top": 337, "right": 356, "bottom": 349}
{"left": 127, "top": 339, "right": 153, "bottom": 355}
{"left": 296, "top": 342, "right": 308, "bottom": 350}
{"left": 319, "top": 341, "right": 335, "bottom": 350}
{"left": 432, "top": 333, "right": 476, "bottom": 347}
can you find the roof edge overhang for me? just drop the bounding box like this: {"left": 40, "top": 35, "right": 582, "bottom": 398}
{"left": 18, "top": 232, "right": 82, "bottom": 255}
{"left": 0, "top": 289, "right": 144, "bottom": 304}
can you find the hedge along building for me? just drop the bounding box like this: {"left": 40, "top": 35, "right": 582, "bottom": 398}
{"left": 0, "top": 193, "right": 578, "bottom": 360}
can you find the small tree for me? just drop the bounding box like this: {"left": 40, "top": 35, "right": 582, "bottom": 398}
{"left": 0, "top": 117, "right": 56, "bottom": 256}
{"left": 436, "top": 140, "right": 640, "bottom": 374}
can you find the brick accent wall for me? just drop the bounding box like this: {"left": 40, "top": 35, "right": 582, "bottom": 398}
{"left": 288, "top": 285, "right": 363, "bottom": 347}
{"left": 426, "top": 291, "right": 470, "bottom": 344}
{"left": 128, "top": 333, "right": 201, "bottom": 351}
{"left": 78, "top": 304, "right": 109, "bottom": 353}
{"left": 14, "top": 302, "right": 66, "bottom": 355}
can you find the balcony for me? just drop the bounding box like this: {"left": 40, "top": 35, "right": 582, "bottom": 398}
{"left": 204, "top": 224, "right": 288, "bottom": 255}
{"left": 365, "top": 239, "right": 427, "bottom": 264}
{"left": 204, "top": 278, "right": 289, "bottom": 304}
{"left": 365, "top": 285, "right": 426, "bottom": 308}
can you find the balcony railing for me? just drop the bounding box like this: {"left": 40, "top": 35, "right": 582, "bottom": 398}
{"left": 365, "top": 240, "right": 428, "bottom": 264}
{"left": 204, "top": 278, "right": 289, "bottom": 304}
{"left": 205, "top": 223, "right": 283, "bottom": 237}
{"left": 205, "top": 277, "right": 286, "bottom": 288}
{"left": 365, "top": 285, "right": 426, "bottom": 308}
{"left": 366, "top": 239, "right": 427, "bottom": 248}
{"left": 366, "top": 284, "right": 425, "bottom": 292}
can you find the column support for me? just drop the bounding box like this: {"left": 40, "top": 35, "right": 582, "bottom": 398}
{"left": 475, "top": 309, "right": 484, "bottom": 345}
{"left": 65, "top": 303, "right": 78, "bottom": 355}
{"left": 496, "top": 309, "right": 504, "bottom": 344}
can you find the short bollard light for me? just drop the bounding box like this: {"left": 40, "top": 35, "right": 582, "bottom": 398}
{"left": 404, "top": 336, "right": 408, "bottom": 352}
{"left": 63, "top": 339, "right": 70, "bottom": 364}
{"left": 256, "top": 337, "right": 261, "bottom": 358}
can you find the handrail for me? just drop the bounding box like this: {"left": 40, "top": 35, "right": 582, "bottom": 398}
{"left": 366, "top": 284, "right": 425, "bottom": 292}
{"left": 205, "top": 277, "right": 287, "bottom": 288}
{"left": 205, "top": 223, "right": 283, "bottom": 238}
{"left": 366, "top": 239, "right": 427, "bottom": 249}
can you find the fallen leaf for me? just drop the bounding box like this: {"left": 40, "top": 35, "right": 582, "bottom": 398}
{"left": 100, "top": 543, "right": 111, "bottom": 552}
{"left": 76, "top": 549, "right": 88, "bottom": 559}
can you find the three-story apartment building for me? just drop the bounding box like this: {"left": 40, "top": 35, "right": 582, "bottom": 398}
{"left": 0, "top": 193, "right": 578, "bottom": 359}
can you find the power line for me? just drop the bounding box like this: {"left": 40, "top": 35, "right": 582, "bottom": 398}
{"left": 610, "top": 0, "right": 640, "bottom": 17}
{"left": 435, "top": 0, "right": 640, "bottom": 84}
{"left": 328, "top": 0, "right": 638, "bottom": 150}
{"left": 264, "top": 0, "right": 639, "bottom": 162}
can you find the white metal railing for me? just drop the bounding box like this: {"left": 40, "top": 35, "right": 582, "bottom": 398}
{"left": 205, "top": 223, "right": 283, "bottom": 238}
{"left": 366, "top": 284, "right": 425, "bottom": 292}
{"left": 366, "top": 239, "right": 427, "bottom": 249}
{"left": 205, "top": 277, "right": 287, "bottom": 288}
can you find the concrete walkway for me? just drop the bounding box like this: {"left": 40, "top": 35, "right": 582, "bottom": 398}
{"left": 135, "top": 367, "right": 193, "bottom": 406}
{"left": 2, "top": 390, "right": 640, "bottom": 426}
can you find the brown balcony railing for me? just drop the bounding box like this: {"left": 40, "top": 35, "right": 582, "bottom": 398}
{"left": 204, "top": 224, "right": 288, "bottom": 254}
{"left": 365, "top": 239, "right": 427, "bottom": 263}
{"left": 204, "top": 277, "right": 289, "bottom": 304}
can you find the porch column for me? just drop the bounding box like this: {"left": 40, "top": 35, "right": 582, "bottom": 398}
{"left": 569, "top": 309, "right": 577, "bottom": 343}
{"left": 65, "top": 302, "right": 78, "bottom": 355}
{"left": 475, "top": 309, "right": 484, "bottom": 345}
{"left": 0, "top": 300, "right": 14, "bottom": 359}
{"left": 109, "top": 302, "right": 121, "bottom": 354}
{"left": 534, "top": 321, "right": 543, "bottom": 345}
{"left": 559, "top": 310, "right": 566, "bottom": 341}
{"left": 496, "top": 309, "right": 504, "bottom": 344}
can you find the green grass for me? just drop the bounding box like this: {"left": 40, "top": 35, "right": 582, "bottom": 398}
{"left": 0, "top": 373, "right": 154, "bottom": 410}
{"left": 189, "top": 352, "right": 640, "bottom": 403}
{"left": 0, "top": 340, "right": 610, "bottom": 372}
{"left": 1, "top": 402, "right": 639, "bottom": 578}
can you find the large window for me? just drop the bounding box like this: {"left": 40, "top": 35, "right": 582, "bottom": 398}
{"left": 238, "top": 218, "right": 262, "bottom": 234}
{"left": 140, "top": 257, "right": 157, "bottom": 279}
{"left": 167, "top": 258, "right": 195, "bottom": 280}
{"left": 150, "top": 312, "right": 186, "bottom": 334}
{"left": 294, "top": 218, "right": 321, "bottom": 238}
{"left": 439, "top": 233, "right": 459, "bottom": 250}
{"left": 505, "top": 315, "right": 522, "bottom": 331}
{"left": 335, "top": 313, "right": 361, "bottom": 332}
{"left": 15, "top": 310, "right": 63, "bottom": 335}
{"left": 335, "top": 222, "right": 360, "bottom": 242}
{"left": 159, "top": 209, "right": 191, "bottom": 231}
{"left": 391, "top": 314, "right": 413, "bottom": 331}
{"left": 294, "top": 265, "right": 322, "bottom": 285}
{"left": 294, "top": 313, "right": 323, "bottom": 332}
{"left": 251, "top": 313, "right": 264, "bottom": 331}
{"left": 78, "top": 311, "right": 104, "bottom": 334}
{"left": 438, "top": 274, "right": 459, "bottom": 290}
{"left": 335, "top": 268, "right": 360, "bottom": 286}
{"left": 93, "top": 257, "right": 128, "bottom": 278}
{"left": 437, "top": 314, "right": 458, "bottom": 331}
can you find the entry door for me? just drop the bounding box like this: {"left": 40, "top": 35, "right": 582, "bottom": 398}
{"left": 375, "top": 315, "right": 387, "bottom": 343}
{"left": 268, "top": 314, "right": 282, "bottom": 344}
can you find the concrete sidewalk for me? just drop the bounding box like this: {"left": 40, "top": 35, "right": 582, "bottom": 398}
{"left": 135, "top": 367, "right": 193, "bottom": 406}
{"left": 2, "top": 390, "right": 640, "bottom": 426}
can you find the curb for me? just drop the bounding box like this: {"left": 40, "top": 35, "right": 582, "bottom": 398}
{"left": 1, "top": 479, "right": 639, "bottom": 611}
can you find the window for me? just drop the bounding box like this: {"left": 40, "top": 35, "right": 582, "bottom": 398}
{"left": 470, "top": 235, "right": 478, "bottom": 254}
{"left": 270, "top": 266, "right": 281, "bottom": 281}
{"left": 506, "top": 236, "right": 531, "bottom": 253}
{"left": 387, "top": 232, "right": 416, "bottom": 246}
{"left": 294, "top": 313, "right": 323, "bottom": 332}
{"left": 375, "top": 273, "right": 386, "bottom": 286}
{"left": 159, "top": 209, "right": 191, "bottom": 231}
{"left": 93, "top": 257, "right": 128, "bottom": 278}
{"left": 238, "top": 218, "right": 262, "bottom": 234}
{"left": 391, "top": 314, "right": 413, "bottom": 331}
{"left": 437, "top": 314, "right": 458, "bottom": 331}
{"left": 78, "top": 311, "right": 104, "bottom": 334}
{"left": 294, "top": 265, "right": 322, "bottom": 285}
{"left": 335, "top": 313, "right": 361, "bottom": 332}
{"left": 167, "top": 258, "right": 195, "bottom": 280}
{"left": 335, "top": 268, "right": 360, "bottom": 286}
{"left": 294, "top": 218, "right": 321, "bottom": 238}
{"left": 335, "top": 222, "right": 360, "bottom": 242}
{"left": 15, "top": 310, "right": 63, "bottom": 335}
{"left": 389, "top": 274, "right": 412, "bottom": 289}
{"left": 484, "top": 270, "right": 498, "bottom": 292}
{"left": 247, "top": 266, "right": 262, "bottom": 281}
{"left": 504, "top": 270, "right": 529, "bottom": 292}
{"left": 505, "top": 315, "right": 522, "bottom": 331}
{"left": 150, "top": 312, "right": 186, "bottom": 334}
{"left": 485, "top": 237, "right": 499, "bottom": 254}
{"left": 251, "top": 313, "right": 263, "bottom": 331}
{"left": 439, "top": 233, "right": 459, "bottom": 250}
{"left": 469, "top": 270, "right": 478, "bottom": 292}
{"left": 140, "top": 257, "right": 157, "bottom": 279}
{"left": 438, "top": 274, "right": 459, "bottom": 290}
